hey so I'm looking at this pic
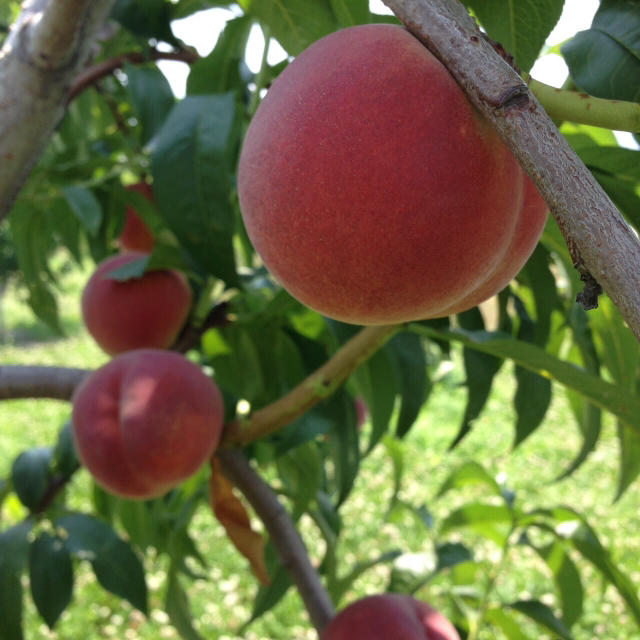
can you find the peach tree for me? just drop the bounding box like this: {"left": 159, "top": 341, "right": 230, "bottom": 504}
{"left": 0, "top": 0, "right": 639, "bottom": 638}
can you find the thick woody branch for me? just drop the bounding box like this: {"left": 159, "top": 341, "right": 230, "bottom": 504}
{"left": 0, "top": 0, "right": 117, "bottom": 219}
{"left": 220, "top": 325, "right": 397, "bottom": 448}
{"left": 384, "top": 0, "right": 640, "bottom": 342}
{"left": 218, "top": 449, "right": 335, "bottom": 632}
{"left": 0, "top": 365, "right": 88, "bottom": 400}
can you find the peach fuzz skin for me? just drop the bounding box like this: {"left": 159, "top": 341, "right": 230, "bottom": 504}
{"left": 118, "top": 182, "right": 155, "bottom": 253}
{"left": 71, "top": 350, "right": 224, "bottom": 499}
{"left": 81, "top": 252, "right": 192, "bottom": 355}
{"left": 321, "top": 594, "right": 460, "bottom": 640}
{"left": 238, "top": 24, "right": 548, "bottom": 325}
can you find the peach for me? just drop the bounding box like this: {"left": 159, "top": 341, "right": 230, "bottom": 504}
{"left": 71, "top": 349, "right": 224, "bottom": 499}
{"left": 118, "top": 182, "right": 155, "bottom": 253}
{"left": 82, "top": 252, "right": 192, "bottom": 355}
{"left": 321, "top": 594, "right": 460, "bottom": 640}
{"left": 238, "top": 24, "right": 548, "bottom": 325}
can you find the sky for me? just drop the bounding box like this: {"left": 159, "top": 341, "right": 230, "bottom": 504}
{"left": 158, "top": 0, "right": 636, "bottom": 149}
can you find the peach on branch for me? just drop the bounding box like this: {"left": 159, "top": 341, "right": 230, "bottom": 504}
{"left": 321, "top": 593, "right": 460, "bottom": 640}
{"left": 71, "top": 349, "right": 224, "bottom": 499}
{"left": 81, "top": 252, "right": 192, "bottom": 355}
{"left": 118, "top": 182, "right": 155, "bottom": 253}
{"left": 238, "top": 24, "right": 548, "bottom": 325}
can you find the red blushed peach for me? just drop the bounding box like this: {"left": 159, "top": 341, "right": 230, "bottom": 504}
{"left": 238, "top": 24, "right": 548, "bottom": 325}
{"left": 118, "top": 182, "right": 155, "bottom": 253}
{"left": 82, "top": 252, "right": 192, "bottom": 355}
{"left": 321, "top": 594, "right": 460, "bottom": 640}
{"left": 71, "top": 349, "right": 224, "bottom": 499}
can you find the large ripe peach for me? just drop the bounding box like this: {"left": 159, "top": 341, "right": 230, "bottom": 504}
{"left": 238, "top": 24, "right": 548, "bottom": 325}
{"left": 118, "top": 182, "right": 155, "bottom": 253}
{"left": 321, "top": 594, "right": 460, "bottom": 640}
{"left": 71, "top": 349, "right": 224, "bottom": 499}
{"left": 82, "top": 252, "right": 192, "bottom": 355}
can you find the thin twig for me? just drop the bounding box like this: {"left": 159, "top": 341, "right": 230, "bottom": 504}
{"left": 68, "top": 48, "right": 200, "bottom": 101}
{"left": 384, "top": 0, "right": 640, "bottom": 341}
{"left": 218, "top": 449, "right": 335, "bottom": 632}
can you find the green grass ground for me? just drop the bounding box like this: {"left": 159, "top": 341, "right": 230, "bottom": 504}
{"left": 1, "top": 258, "right": 638, "bottom": 639}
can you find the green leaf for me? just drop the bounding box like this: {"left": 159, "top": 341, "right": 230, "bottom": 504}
{"left": 383, "top": 436, "right": 404, "bottom": 515}
{"left": 0, "top": 568, "right": 23, "bottom": 640}
{"left": 57, "top": 513, "right": 148, "bottom": 614}
{"left": 533, "top": 507, "right": 640, "bottom": 625}
{"left": 533, "top": 541, "right": 583, "bottom": 628}
{"left": 171, "top": 0, "right": 234, "bottom": 19}
{"left": 248, "top": 555, "right": 292, "bottom": 625}
{"left": 277, "top": 442, "right": 323, "bottom": 517}
{"left": 451, "top": 308, "right": 502, "bottom": 447}
{"left": 125, "top": 63, "right": 175, "bottom": 145}
{"left": 513, "top": 367, "right": 552, "bottom": 447}
{"left": 29, "top": 533, "right": 73, "bottom": 629}
{"left": 411, "top": 326, "right": 640, "bottom": 429}
{"left": 562, "top": 0, "right": 640, "bottom": 102}
{"left": 354, "top": 347, "right": 397, "bottom": 453}
{"left": 508, "top": 600, "right": 574, "bottom": 639}
{"left": 152, "top": 94, "right": 240, "bottom": 285}
{"left": 11, "top": 447, "right": 53, "bottom": 510}
{"left": 117, "top": 500, "right": 156, "bottom": 550}
{"left": 385, "top": 332, "right": 429, "bottom": 439}
{"left": 463, "top": 0, "right": 564, "bottom": 72}
{"left": 63, "top": 186, "right": 103, "bottom": 237}
{"left": 8, "top": 202, "right": 61, "bottom": 332}
{"left": 436, "top": 542, "right": 473, "bottom": 571}
{"left": 204, "top": 326, "right": 264, "bottom": 402}
{"left": 329, "top": 0, "right": 371, "bottom": 27}
{"left": 485, "top": 607, "right": 534, "bottom": 640}
{"left": 325, "top": 390, "right": 360, "bottom": 505}
{"left": 104, "top": 255, "right": 150, "bottom": 281}
{"left": 387, "top": 551, "right": 436, "bottom": 595}
{"left": 111, "top": 0, "right": 178, "bottom": 44}
{"left": 0, "top": 521, "right": 33, "bottom": 640}
{"left": 330, "top": 550, "right": 401, "bottom": 603}
{"left": 437, "top": 461, "right": 503, "bottom": 499}
{"left": 245, "top": 0, "right": 337, "bottom": 55}
{"left": 165, "top": 566, "right": 206, "bottom": 640}
{"left": 440, "top": 503, "right": 515, "bottom": 546}
{"left": 53, "top": 422, "right": 80, "bottom": 478}
{"left": 187, "top": 16, "right": 253, "bottom": 95}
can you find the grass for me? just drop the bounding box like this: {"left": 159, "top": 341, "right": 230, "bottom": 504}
{"left": 1, "top": 257, "right": 638, "bottom": 640}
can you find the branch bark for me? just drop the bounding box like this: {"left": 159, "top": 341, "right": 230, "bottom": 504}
{"left": 218, "top": 449, "right": 335, "bottom": 633}
{"left": 68, "top": 48, "right": 200, "bottom": 101}
{"left": 0, "top": 365, "right": 88, "bottom": 400}
{"left": 384, "top": 0, "right": 640, "bottom": 342}
{"left": 0, "top": 0, "right": 118, "bottom": 219}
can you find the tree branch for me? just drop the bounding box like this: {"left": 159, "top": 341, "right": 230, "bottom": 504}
{"left": 384, "top": 0, "right": 640, "bottom": 342}
{"left": 220, "top": 325, "right": 397, "bottom": 448}
{"left": 68, "top": 48, "right": 200, "bottom": 101}
{"left": 0, "top": 326, "right": 397, "bottom": 449}
{"left": 0, "top": 365, "right": 88, "bottom": 400}
{"left": 218, "top": 449, "right": 335, "bottom": 632}
{"left": 525, "top": 74, "right": 640, "bottom": 133}
{"left": 0, "top": 0, "right": 118, "bottom": 220}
